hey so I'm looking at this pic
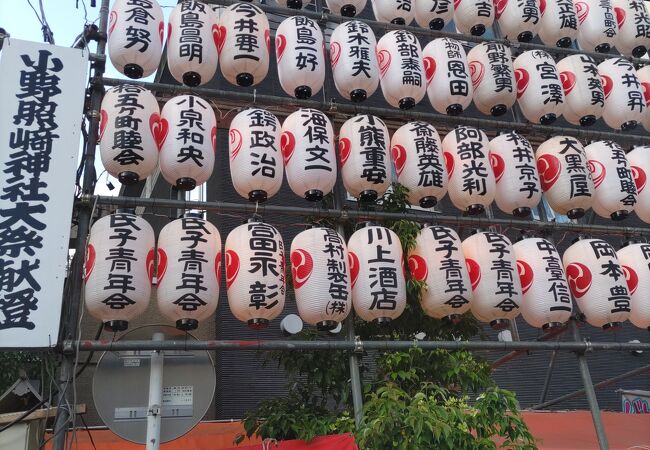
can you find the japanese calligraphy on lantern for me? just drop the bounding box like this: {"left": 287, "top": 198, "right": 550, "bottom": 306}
{"left": 0, "top": 39, "right": 88, "bottom": 348}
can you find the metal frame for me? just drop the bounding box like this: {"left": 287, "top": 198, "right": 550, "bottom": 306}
{"left": 45, "top": 1, "right": 650, "bottom": 449}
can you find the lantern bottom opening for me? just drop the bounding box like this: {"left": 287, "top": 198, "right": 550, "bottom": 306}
{"left": 539, "top": 113, "right": 557, "bottom": 125}
{"left": 294, "top": 86, "right": 312, "bottom": 100}
{"left": 176, "top": 318, "right": 199, "bottom": 331}
{"left": 542, "top": 321, "right": 564, "bottom": 332}
{"left": 419, "top": 196, "right": 437, "bottom": 208}
{"left": 359, "top": 190, "right": 378, "bottom": 203}
{"left": 118, "top": 171, "right": 140, "bottom": 185}
{"left": 182, "top": 72, "right": 202, "bottom": 87}
{"left": 446, "top": 104, "right": 463, "bottom": 116}
{"left": 104, "top": 320, "right": 128, "bottom": 332}
{"left": 556, "top": 37, "right": 572, "bottom": 48}
{"left": 236, "top": 73, "right": 254, "bottom": 87}
{"left": 287, "top": 0, "right": 303, "bottom": 8}
{"left": 517, "top": 31, "right": 533, "bottom": 43}
{"left": 176, "top": 177, "right": 197, "bottom": 191}
{"left": 567, "top": 208, "right": 585, "bottom": 219}
{"left": 602, "top": 321, "right": 623, "bottom": 331}
{"left": 579, "top": 115, "right": 596, "bottom": 127}
{"left": 490, "top": 319, "right": 510, "bottom": 331}
{"left": 340, "top": 4, "right": 356, "bottom": 16}
{"left": 123, "top": 63, "right": 143, "bottom": 79}
{"left": 350, "top": 89, "right": 367, "bottom": 103}
{"left": 429, "top": 18, "right": 444, "bottom": 30}
{"left": 443, "top": 314, "right": 462, "bottom": 325}
{"left": 248, "top": 190, "right": 268, "bottom": 203}
{"left": 595, "top": 43, "right": 611, "bottom": 53}
{"left": 391, "top": 18, "right": 406, "bottom": 25}
{"left": 512, "top": 207, "right": 531, "bottom": 218}
{"left": 465, "top": 204, "right": 485, "bottom": 216}
{"left": 490, "top": 104, "right": 507, "bottom": 116}
{"left": 633, "top": 46, "right": 647, "bottom": 58}
{"left": 248, "top": 318, "right": 270, "bottom": 330}
{"left": 305, "top": 189, "right": 324, "bottom": 202}
{"left": 470, "top": 24, "right": 486, "bottom": 36}
{"left": 611, "top": 210, "right": 629, "bottom": 221}
{"left": 316, "top": 320, "right": 338, "bottom": 331}
{"left": 375, "top": 317, "right": 392, "bottom": 327}
{"left": 621, "top": 120, "right": 638, "bottom": 131}
{"left": 398, "top": 97, "right": 416, "bottom": 110}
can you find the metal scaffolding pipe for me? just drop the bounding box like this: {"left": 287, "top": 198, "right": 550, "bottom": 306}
{"left": 86, "top": 195, "right": 650, "bottom": 238}
{"left": 530, "top": 364, "right": 650, "bottom": 410}
{"left": 64, "top": 339, "right": 650, "bottom": 353}
{"left": 538, "top": 349, "right": 558, "bottom": 405}
{"left": 102, "top": 78, "right": 650, "bottom": 147}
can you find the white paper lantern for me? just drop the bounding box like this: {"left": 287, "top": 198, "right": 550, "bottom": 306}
{"left": 371, "top": 0, "right": 415, "bottom": 24}
{"left": 625, "top": 146, "right": 650, "bottom": 223}
{"left": 229, "top": 108, "right": 283, "bottom": 203}
{"left": 167, "top": 1, "right": 218, "bottom": 87}
{"left": 563, "top": 238, "right": 630, "bottom": 329}
{"left": 408, "top": 226, "right": 472, "bottom": 320}
{"left": 376, "top": 30, "right": 426, "bottom": 109}
{"left": 461, "top": 231, "right": 522, "bottom": 329}
{"left": 599, "top": 57, "right": 645, "bottom": 130}
{"left": 575, "top": 0, "right": 618, "bottom": 52}
{"left": 108, "top": 0, "right": 164, "bottom": 79}
{"left": 535, "top": 136, "right": 594, "bottom": 219}
{"left": 414, "top": 0, "right": 454, "bottom": 29}
{"left": 488, "top": 132, "right": 542, "bottom": 217}
{"left": 454, "top": 0, "right": 494, "bottom": 35}
{"left": 225, "top": 220, "right": 286, "bottom": 328}
{"left": 84, "top": 212, "right": 155, "bottom": 331}
{"left": 329, "top": 21, "right": 380, "bottom": 102}
{"left": 159, "top": 95, "right": 216, "bottom": 191}
{"left": 513, "top": 50, "right": 565, "bottom": 124}
{"left": 467, "top": 42, "right": 517, "bottom": 116}
{"left": 390, "top": 121, "right": 448, "bottom": 208}
{"left": 613, "top": 0, "right": 650, "bottom": 57}
{"left": 494, "top": 0, "right": 540, "bottom": 42}
{"left": 617, "top": 242, "right": 650, "bottom": 329}
{"left": 513, "top": 237, "right": 572, "bottom": 330}
{"left": 585, "top": 140, "right": 637, "bottom": 220}
{"left": 276, "top": 16, "right": 325, "bottom": 99}
{"left": 340, "top": 115, "right": 391, "bottom": 202}
{"left": 281, "top": 109, "right": 337, "bottom": 201}
{"left": 556, "top": 54, "right": 604, "bottom": 126}
{"left": 326, "top": 0, "right": 367, "bottom": 16}
{"left": 156, "top": 215, "right": 220, "bottom": 330}
{"left": 348, "top": 225, "right": 406, "bottom": 324}
{"left": 637, "top": 64, "right": 650, "bottom": 131}
{"left": 99, "top": 85, "right": 161, "bottom": 185}
{"left": 422, "top": 38, "right": 473, "bottom": 115}
{"left": 291, "top": 227, "right": 352, "bottom": 328}
{"left": 442, "top": 126, "right": 496, "bottom": 215}
{"left": 538, "top": 0, "right": 579, "bottom": 47}
{"left": 218, "top": 3, "right": 270, "bottom": 87}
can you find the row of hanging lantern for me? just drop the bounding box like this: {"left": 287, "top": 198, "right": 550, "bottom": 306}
{"left": 108, "top": 1, "right": 650, "bottom": 122}
{"left": 83, "top": 211, "right": 649, "bottom": 333}
{"left": 100, "top": 91, "right": 650, "bottom": 223}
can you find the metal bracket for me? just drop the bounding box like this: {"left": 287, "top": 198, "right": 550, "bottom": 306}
{"left": 354, "top": 336, "right": 363, "bottom": 354}
{"left": 584, "top": 339, "right": 593, "bottom": 354}
{"left": 148, "top": 405, "right": 160, "bottom": 416}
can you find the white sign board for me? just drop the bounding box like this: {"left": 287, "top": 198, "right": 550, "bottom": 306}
{"left": 0, "top": 39, "right": 88, "bottom": 347}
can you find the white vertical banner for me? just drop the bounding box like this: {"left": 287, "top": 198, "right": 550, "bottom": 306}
{"left": 0, "top": 39, "right": 88, "bottom": 347}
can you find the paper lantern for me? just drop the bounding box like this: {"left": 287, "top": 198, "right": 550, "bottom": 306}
{"left": 637, "top": 65, "right": 650, "bottom": 131}
{"left": 495, "top": 0, "right": 540, "bottom": 42}
{"left": 513, "top": 50, "right": 565, "bottom": 124}
{"left": 488, "top": 132, "right": 542, "bottom": 217}
{"left": 371, "top": 0, "right": 415, "bottom": 24}
{"left": 281, "top": 109, "right": 337, "bottom": 201}
{"left": 442, "top": 126, "right": 496, "bottom": 215}
{"left": 575, "top": 0, "right": 618, "bottom": 52}
{"left": 461, "top": 231, "right": 522, "bottom": 329}
{"left": 613, "top": 0, "right": 650, "bottom": 57}
{"left": 535, "top": 136, "right": 594, "bottom": 219}
{"left": 225, "top": 220, "right": 286, "bottom": 328}
{"left": 326, "top": 0, "right": 367, "bottom": 16}
{"left": 218, "top": 3, "right": 270, "bottom": 87}
{"left": 99, "top": 85, "right": 161, "bottom": 185}
{"left": 454, "top": 0, "right": 494, "bottom": 35}
{"left": 167, "top": 1, "right": 218, "bottom": 87}
{"left": 159, "top": 95, "right": 216, "bottom": 191}
{"left": 585, "top": 140, "right": 637, "bottom": 220}
{"left": 340, "top": 115, "right": 391, "bottom": 202}
{"left": 376, "top": 30, "right": 426, "bottom": 109}
{"left": 556, "top": 54, "right": 604, "bottom": 126}
{"left": 108, "top": 0, "right": 164, "bottom": 79}
{"left": 538, "top": 0, "right": 579, "bottom": 47}
{"left": 513, "top": 237, "right": 572, "bottom": 330}
{"left": 408, "top": 226, "right": 472, "bottom": 320}
{"left": 422, "top": 38, "right": 473, "bottom": 115}
{"left": 625, "top": 146, "right": 650, "bottom": 223}
{"left": 617, "top": 242, "right": 650, "bottom": 329}
{"left": 329, "top": 21, "right": 380, "bottom": 102}
{"left": 467, "top": 42, "right": 517, "bottom": 116}
{"left": 348, "top": 225, "right": 406, "bottom": 324}
{"left": 563, "top": 238, "right": 630, "bottom": 329}
{"left": 414, "top": 0, "right": 454, "bottom": 29}
{"left": 276, "top": 16, "right": 325, "bottom": 99}
{"left": 390, "top": 121, "right": 447, "bottom": 208}
{"left": 229, "top": 108, "right": 283, "bottom": 203}
{"left": 290, "top": 227, "right": 352, "bottom": 329}
{"left": 599, "top": 57, "right": 645, "bottom": 130}
{"left": 156, "top": 215, "right": 220, "bottom": 330}
{"left": 84, "top": 212, "right": 155, "bottom": 331}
